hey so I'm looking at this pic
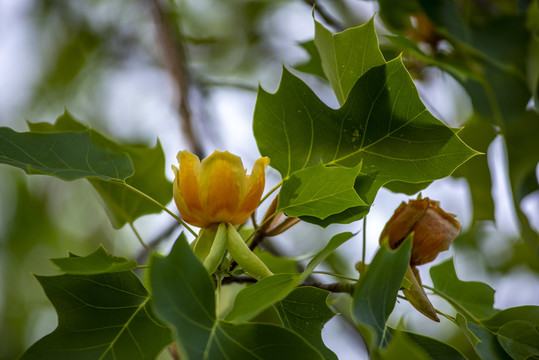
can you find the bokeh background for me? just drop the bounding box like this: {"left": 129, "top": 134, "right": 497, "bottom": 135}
{"left": 1, "top": 1, "right": 538, "bottom": 359}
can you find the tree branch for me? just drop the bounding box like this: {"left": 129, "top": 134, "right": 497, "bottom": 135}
{"left": 303, "top": 0, "right": 345, "bottom": 32}
{"left": 148, "top": 0, "right": 204, "bottom": 157}
{"left": 222, "top": 275, "right": 355, "bottom": 294}
{"left": 299, "top": 281, "right": 355, "bottom": 294}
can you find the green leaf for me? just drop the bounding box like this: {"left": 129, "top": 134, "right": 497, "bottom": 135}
{"left": 377, "top": 0, "right": 419, "bottom": 31}
{"left": 496, "top": 320, "right": 539, "bottom": 360}
{"left": 28, "top": 111, "right": 172, "bottom": 228}
{"left": 352, "top": 238, "right": 412, "bottom": 348}
{"left": 416, "top": 0, "right": 472, "bottom": 45}
{"left": 275, "top": 287, "right": 337, "bottom": 360}
{"left": 0, "top": 127, "right": 133, "bottom": 181}
{"left": 50, "top": 245, "right": 138, "bottom": 274}
{"left": 373, "top": 330, "right": 432, "bottom": 360}
{"left": 299, "top": 173, "right": 373, "bottom": 227}
{"left": 483, "top": 306, "right": 539, "bottom": 330}
{"left": 206, "top": 322, "right": 323, "bottom": 360}
{"left": 226, "top": 232, "right": 353, "bottom": 323}
{"left": 254, "top": 249, "right": 298, "bottom": 274}
{"left": 149, "top": 234, "right": 216, "bottom": 359}
{"left": 452, "top": 115, "right": 496, "bottom": 222}
{"left": 314, "top": 18, "right": 386, "bottom": 105}
{"left": 21, "top": 271, "right": 171, "bottom": 360}
{"left": 89, "top": 142, "right": 171, "bottom": 228}
{"left": 455, "top": 313, "right": 481, "bottom": 348}
{"left": 255, "top": 60, "right": 477, "bottom": 181}
{"left": 302, "top": 232, "right": 355, "bottom": 279}
{"left": 295, "top": 40, "right": 327, "bottom": 80}
{"left": 456, "top": 314, "right": 512, "bottom": 360}
{"left": 150, "top": 234, "right": 323, "bottom": 360}
{"left": 225, "top": 273, "right": 300, "bottom": 323}
{"left": 504, "top": 112, "right": 539, "bottom": 246}
{"left": 392, "top": 329, "right": 468, "bottom": 360}
{"left": 430, "top": 258, "right": 497, "bottom": 320}
{"left": 254, "top": 59, "right": 478, "bottom": 224}
{"left": 277, "top": 163, "right": 366, "bottom": 219}
{"left": 383, "top": 180, "right": 433, "bottom": 196}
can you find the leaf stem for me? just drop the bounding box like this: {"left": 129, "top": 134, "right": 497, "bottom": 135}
{"left": 361, "top": 217, "right": 367, "bottom": 275}
{"left": 121, "top": 182, "right": 198, "bottom": 237}
{"left": 423, "top": 284, "right": 483, "bottom": 325}
{"left": 434, "top": 309, "right": 457, "bottom": 323}
{"left": 259, "top": 180, "right": 283, "bottom": 206}
{"left": 129, "top": 222, "right": 151, "bottom": 253}
{"left": 311, "top": 271, "right": 359, "bottom": 282}
{"left": 299, "top": 281, "right": 355, "bottom": 294}
{"left": 247, "top": 211, "right": 278, "bottom": 245}
{"left": 215, "top": 273, "right": 222, "bottom": 317}
{"left": 398, "top": 293, "right": 456, "bottom": 323}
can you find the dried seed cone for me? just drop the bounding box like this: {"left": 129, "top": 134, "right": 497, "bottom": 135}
{"left": 380, "top": 195, "right": 461, "bottom": 266}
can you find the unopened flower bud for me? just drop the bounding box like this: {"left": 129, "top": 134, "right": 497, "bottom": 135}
{"left": 380, "top": 195, "right": 461, "bottom": 266}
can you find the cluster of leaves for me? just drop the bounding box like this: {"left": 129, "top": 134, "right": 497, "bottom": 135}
{"left": 254, "top": 17, "right": 477, "bottom": 225}
{"left": 16, "top": 235, "right": 539, "bottom": 359}
{"left": 1, "top": 2, "right": 539, "bottom": 359}
{"left": 376, "top": 0, "right": 539, "bottom": 269}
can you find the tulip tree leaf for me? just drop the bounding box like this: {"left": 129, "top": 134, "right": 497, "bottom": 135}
{"left": 89, "top": 142, "right": 171, "bottom": 228}
{"left": 314, "top": 18, "right": 385, "bottom": 105}
{"left": 373, "top": 330, "right": 431, "bottom": 360}
{"left": 377, "top": 0, "right": 419, "bottom": 31}
{"left": 483, "top": 306, "right": 539, "bottom": 330}
{"left": 254, "top": 20, "right": 478, "bottom": 219}
{"left": 430, "top": 258, "right": 497, "bottom": 320}
{"left": 226, "top": 232, "right": 353, "bottom": 323}
{"left": 28, "top": 111, "right": 172, "bottom": 228}
{"left": 255, "top": 59, "right": 477, "bottom": 185}
{"left": 225, "top": 273, "right": 300, "bottom": 323}
{"left": 0, "top": 127, "right": 133, "bottom": 181}
{"left": 50, "top": 245, "right": 138, "bottom": 274}
{"left": 352, "top": 238, "right": 412, "bottom": 348}
{"left": 277, "top": 163, "right": 366, "bottom": 219}
{"left": 255, "top": 249, "right": 298, "bottom": 274}
{"left": 295, "top": 40, "right": 327, "bottom": 80}
{"left": 303, "top": 232, "right": 355, "bottom": 277}
{"left": 254, "top": 60, "right": 477, "bottom": 223}
{"left": 456, "top": 314, "right": 512, "bottom": 360}
{"left": 20, "top": 271, "right": 172, "bottom": 360}
{"left": 387, "top": 328, "right": 467, "bottom": 360}
{"left": 298, "top": 172, "right": 374, "bottom": 227}
{"left": 496, "top": 320, "right": 539, "bottom": 360}
{"left": 150, "top": 234, "right": 324, "bottom": 360}
{"left": 275, "top": 287, "right": 338, "bottom": 360}
{"left": 452, "top": 115, "right": 496, "bottom": 222}
{"left": 504, "top": 112, "right": 539, "bottom": 245}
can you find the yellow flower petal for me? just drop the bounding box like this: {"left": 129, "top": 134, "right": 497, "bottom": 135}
{"left": 174, "top": 151, "right": 207, "bottom": 227}
{"left": 232, "top": 157, "right": 270, "bottom": 225}
{"left": 172, "top": 150, "right": 268, "bottom": 228}
{"left": 199, "top": 151, "right": 243, "bottom": 224}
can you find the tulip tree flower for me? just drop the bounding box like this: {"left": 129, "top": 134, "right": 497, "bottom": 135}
{"left": 172, "top": 150, "right": 272, "bottom": 279}
{"left": 379, "top": 195, "right": 462, "bottom": 322}
{"left": 172, "top": 150, "right": 270, "bottom": 228}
